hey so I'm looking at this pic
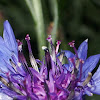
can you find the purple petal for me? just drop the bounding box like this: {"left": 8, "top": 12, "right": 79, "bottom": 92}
{"left": 56, "top": 73, "right": 65, "bottom": 84}
{"left": 30, "top": 68, "right": 44, "bottom": 82}
{"left": 56, "top": 57, "right": 63, "bottom": 72}
{"left": 49, "top": 71, "right": 54, "bottom": 93}
{"left": 33, "top": 86, "right": 46, "bottom": 98}
{"left": 10, "top": 74, "right": 24, "bottom": 87}
{"left": 25, "top": 75, "right": 32, "bottom": 94}
{"left": 78, "top": 39, "right": 88, "bottom": 60}
{"left": 15, "top": 96, "right": 27, "bottom": 100}
{"left": 40, "top": 61, "right": 45, "bottom": 75}
{"left": 58, "top": 91, "right": 67, "bottom": 99}
{"left": 16, "top": 66, "right": 26, "bottom": 76}
{"left": 51, "top": 59, "right": 56, "bottom": 75}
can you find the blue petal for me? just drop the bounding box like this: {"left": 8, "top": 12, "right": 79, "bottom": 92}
{"left": 0, "top": 36, "right": 4, "bottom": 44}
{"left": 91, "top": 85, "right": 100, "bottom": 95}
{"left": 0, "top": 54, "right": 8, "bottom": 72}
{"left": 78, "top": 39, "right": 88, "bottom": 61}
{"left": 0, "top": 92, "right": 12, "bottom": 100}
{"left": 90, "top": 68, "right": 100, "bottom": 95}
{"left": 63, "top": 64, "right": 73, "bottom": 72}
{"left": 62, "top": 50, "right": 75, "bottom": 58}
{"left": 0, "top": 38, "right": 12, "bottom": 57}
{"left": 0, "top": 51, "right": 12, "bottom": 72}
{"left": 90, "top": 66, "right": 100, "bottom": 95}
{"left": 73, "top": 91, "right": 83, "bottom": 100}
{"left": 92, "top": 65, "right": 100, "bottom": 80}
{"left": 0, "top": 86, "right": 18, "bottom": 98}
{"left": 3, "top": 20, "right": 18, "bottom": 56}
{"left": 81, "top": 54, "right": 100, "bottom": 79}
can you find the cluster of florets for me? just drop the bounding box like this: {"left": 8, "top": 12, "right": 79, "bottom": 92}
{"left": 0, "top": 20, "right": 100, "bottom": 100}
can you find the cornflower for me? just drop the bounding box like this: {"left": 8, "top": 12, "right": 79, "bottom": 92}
{"left": 0, "top": 20, "right": 100, "bottom": 100}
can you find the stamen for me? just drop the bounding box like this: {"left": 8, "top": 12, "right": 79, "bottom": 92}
{"left": 69, "top": 58, "right": 80, "bottom": 78}
{"left": 51, "top": 45, "right": 56, "bottom": 63}
{"left": 17, "top": 39, "right": 34, "bottom": 93}
{"left": 67, "top": 90, "right": 75, "bottom": 100}
{"left": 18, "top": 43, "right": 33, "bottom": 79}
{"left": 42, "top": 46, "right": 52, "bottom": 80}
{"left": 75, "top": 59, "right": 80, "bottom": 69}
{"left": 78, "top": 59, "right": 84, "bottom": 81}
{"left": 25, "top": 34, "right": 31, "bottom": 53}
{"left": 56, "top": 40, "right": 61, "bottom": 54}
{"left": 25, "top": 34, "right": 39, "bottom": 72}
{"left": 82, "top": 72, "right": 92, "bottom": 86}
{"left": 69, "top": 58, "right": 76, "bottom": 76}
{"left": 47, "top": 35, "right": 56, "bottom": 62}
{"left": 58, "top": 53, "right": 64, "bottom": 62}
{"left": 0, "top": 76, "right": 9, "bottom": 87}
{"left": 68, "top": 41, "right": 78, "bottom": 58}
{"left": 69, "top": 58, "right": 76, "bottom": 68}
{"left": 44, "top": 80, "right": 50, "bottom": 99}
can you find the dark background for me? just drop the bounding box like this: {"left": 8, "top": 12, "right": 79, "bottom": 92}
{"left": 0, "top": 0, "right": 100, "bottom": 99}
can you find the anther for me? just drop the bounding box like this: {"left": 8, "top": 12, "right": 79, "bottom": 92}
{"left": 56, "top": 40, "right": 61, "bottom": 54}
{"left": 9, "top": 59, "right": 17, "bottom": 72}
{"left": 17, "top": 40, "right": 23, "bottom": 52}
{"left": 82, "top": 72, "right": 92, "bottom": 86}
{"left": 68, "top": 40, "right": 75, "bottom": 47}
{"left": 46, "top": 35, "right": 56, "bottom": 62}
{"left": 68, "top": 40, "right": 78, "bottom": 58}
{"left": 46, "top": 35, "right": 52, "bottom": 44}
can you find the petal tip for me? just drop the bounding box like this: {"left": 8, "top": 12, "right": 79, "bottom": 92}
{"left": 85, "top": 39, "right": 88, "bottom": 42}
{"left": 4, "top": 20, "right": 9, "bottom": 25}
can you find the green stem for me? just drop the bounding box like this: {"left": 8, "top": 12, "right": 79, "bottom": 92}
{"left": 25, "top": 0, "right": 46, "bottom": 59}
{"left": 49, "top": 0, "right": 58, "bottom": 43}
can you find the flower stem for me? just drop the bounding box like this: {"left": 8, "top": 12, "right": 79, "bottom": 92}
{"left": 49, "top": 0, "right": 59, "bottom": 43}
{"left": 25, "top": 0, "right": 46, "bottom": 59}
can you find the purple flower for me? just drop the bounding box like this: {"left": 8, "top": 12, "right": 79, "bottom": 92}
{"left": 62, "top": 39, "right": 100, "bottom": 99}
{"left": 0, "top": 20, "right": 100, "bottom": 100}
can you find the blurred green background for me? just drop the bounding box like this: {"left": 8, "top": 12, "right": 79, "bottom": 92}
{"left": 0, "top": 0, "right": 100, "bottom": 99}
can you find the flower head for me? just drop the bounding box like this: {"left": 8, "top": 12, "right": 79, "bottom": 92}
{"left": 0, "top": 20, "right": 100, "bottom": 100}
